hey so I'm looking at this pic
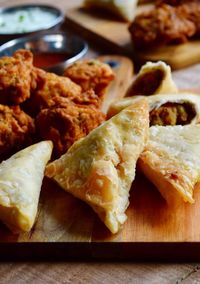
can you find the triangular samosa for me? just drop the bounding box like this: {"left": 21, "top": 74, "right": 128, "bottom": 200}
{"left": 0, "top": 141, "right": 53, "bottom": 233}
{"left": 46, "top": 99, "right": 149, "bottom": 234}
{"left": 139, "top": 125, "right": 200, "bottom": 205}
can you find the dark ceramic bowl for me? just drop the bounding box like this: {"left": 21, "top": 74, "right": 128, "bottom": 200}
{"left": 0, "top": 4, "right": 64, "bottom": 43}
{"left": 0, "top": 32, "right": 88, "bottom": 74}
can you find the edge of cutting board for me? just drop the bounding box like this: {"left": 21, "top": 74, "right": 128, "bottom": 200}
{"left": 1, "top": 56, "right": 200, "bottom": 260}
{"left": 1, "top": 242, "right": 200, "bottom": 261}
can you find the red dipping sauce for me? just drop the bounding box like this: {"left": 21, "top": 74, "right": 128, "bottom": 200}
{"left": 33, "top": 52, "right": 70, "bottom": 68}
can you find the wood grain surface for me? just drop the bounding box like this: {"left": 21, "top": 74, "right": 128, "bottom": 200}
{"left": 99, "top": 55, "right": 134, "bottom": 113}
{"left": 1, "top": 262, "right": 200, "bottom": 284}
{"left": 1, "top": 0, "right": 200, "bottom": 283}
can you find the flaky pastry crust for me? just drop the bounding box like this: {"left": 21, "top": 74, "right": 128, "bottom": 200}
{"left": 46, "top": 98, "right": 149, "bottom": 234}
{"left": 139, "top": 125, "right": 200, "bottom": 205}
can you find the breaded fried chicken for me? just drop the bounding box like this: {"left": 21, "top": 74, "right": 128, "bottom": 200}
{"left": 31, "top": 67, "right": 82, "bottom": 99}
{"left": 0, "top": 50, "right": 113, "bottom": 160}
{"left": 178, "top": 2, "right": 200, "bottom": 35}
{"left": 129, "top": 4, "right": 195, "bottom": 49}
{"left": 64, "top": 59, "right": 115, "bottom": 98}
{"left": 0, "top": 49, "right": 33, "bottom": 104}
{"left": 0, "top": 104, "right": 35, "bottom": 160}
{"left": 36, "top": 103, "right": 105, "bottom": 157}
{"left": 23, "top": 68, "right": 82, "bottom": 116}
{"left": 130, "top": 0, "right": 200, "bottom": 49}
{"left": 156, "top": 1, "right": 200, "bottom": 37}
{"left": 24, "top": 68, "right": 102, "bottom": 116}
{"left": 71, "top": 89, "right": 102, "bottom": 108}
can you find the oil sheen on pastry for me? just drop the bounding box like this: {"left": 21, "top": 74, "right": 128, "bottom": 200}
{"left": 46, "top": 98, "right": 149, "bottom": 234}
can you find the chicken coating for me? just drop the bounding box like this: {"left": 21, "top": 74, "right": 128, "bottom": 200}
{"left": 24, "top": 68, "right": 102, "bottom": 116}
{"left": 23, "top": 68, "right": 83, "bottom": 116}
{"left": 0, "top": 50, "right": 113, "bottom": 160}
{"left": 0, "top": 104, "right": 35, "bottom": 160}
{"left": 157, "top": 0, "right": 200, "bottom": 34}
{"left": 64, "top": 59, "right": 115, "bottom": 97}
{"left": 36, "top": 103, "right": 105, "bottom": 158}
{"left": 178, "top": 2, "right": 200, "bottom": 35}
{"left": 130, "top": 0, "right": 200, "bottom": 49}
{"left": 31, "top": 67, "right": 82, "bottom": 99}
{"left": 0, "top": 49, "right": 33, "bottom": 105}
{"left": 129, "top": 4, "right": 196, "bottom": 49}
{"left": 30, "top": 87, "right": 100, "bottom": 110}
{"left": 129, "top": 4, "right": 195, "bottom": 49}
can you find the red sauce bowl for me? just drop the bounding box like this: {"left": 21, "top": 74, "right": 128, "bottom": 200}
{"left": 0, "top": 32, "right": 88, "bottom": 74}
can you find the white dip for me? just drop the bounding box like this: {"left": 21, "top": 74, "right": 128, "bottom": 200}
{"left": 0, "top": 7, "right": 57, "bottom": 34}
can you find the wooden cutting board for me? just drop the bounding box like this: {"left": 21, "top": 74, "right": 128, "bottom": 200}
{"left": 64, "top": 0, "right": 200, "bottom": 70}
{"left": 1, "top": 55, "right": 200, "bottom": 261}
{"left": 2, "top": 175, "right": 200, "bottom": 261}
{"left": 98, "top": 55, "right": 134, "bottom": 113}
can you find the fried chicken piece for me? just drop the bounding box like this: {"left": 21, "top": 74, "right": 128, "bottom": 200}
{"left": 64, "top": 59, "right": 115, "bottom": 97}
{"left": 32, "top": 88, "right": 101, "bottom": 109}
{"left": 0, "top": 104, "right": 35, "bottom": 160}
{"left": 129, "top": 4, "right": 195, "bottom": 49}
{"left": 31, "top": 67, "right": 82, "bottom": 98}
{"left": 23, "top": 68, "right": 83, "bottom": 116}
{"left": 0, "top": 49, "right": 33, "bottom": 105}
{"left": 71, "top": 89, "right": 102, "bottom": 108}
{"left": 157, "top": 1, "right": 200, "bottom": 35}
{"left": 24, "top": 67, "right": 102, "bottom": 117}
{"left": 178, "top": 2, "right": 200, "bottom": 35}
{"left": 36, "top": 102, "right": 105, "bottom": 157}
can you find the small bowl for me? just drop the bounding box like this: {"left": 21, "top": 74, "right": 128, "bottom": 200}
{"left": 0, "top": 32, "right": 88, "bottom": 74}
{"left": 0, "top": 4, "right": 64, "bottom": 43}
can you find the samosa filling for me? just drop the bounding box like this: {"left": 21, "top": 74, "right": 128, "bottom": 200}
{"left": 150, "top": 102, "right": 196, "bottom": 126}
{"left": 130, "top": 69, "right": 164, "bottom": 96}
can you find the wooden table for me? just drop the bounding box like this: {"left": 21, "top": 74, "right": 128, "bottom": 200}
{"left": 1, "top": 0, "right": 200, "bottom": 283}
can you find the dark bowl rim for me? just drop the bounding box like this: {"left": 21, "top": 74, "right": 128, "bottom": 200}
{"left": 0, "top": 32, "right": 89, "bottom": 69}
{"left": 0, "top": 3, "right": 64, "bottom": 36}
